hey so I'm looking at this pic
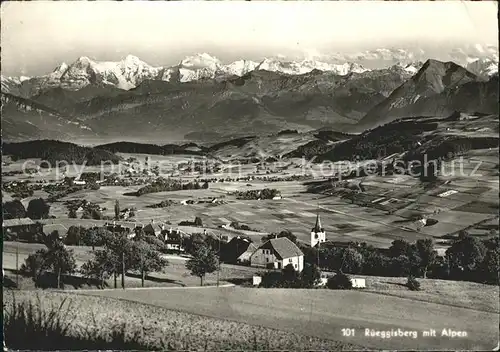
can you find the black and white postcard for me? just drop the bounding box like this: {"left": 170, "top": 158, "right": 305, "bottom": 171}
{"left": 2, "top": 1, "right": 499, "bottom": 350}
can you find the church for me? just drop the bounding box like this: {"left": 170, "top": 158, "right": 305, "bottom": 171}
{"left": 310, "top": 213, "right": 326, "bottom": 247}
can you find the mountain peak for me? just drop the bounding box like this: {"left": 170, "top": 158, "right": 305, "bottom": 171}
{"left": 53, "top": 62, "right": 69, "bottom": 75}
{"left": 123, "top": 54, "right": 141, "bottom": 62}
{"left": 76, "top": 56, "right": 92, "bottom": 64}
{"left": 180, "top": 53, "right": 221, "bottom": 70}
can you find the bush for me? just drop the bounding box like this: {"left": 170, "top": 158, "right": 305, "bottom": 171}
{"left": 326, "top": 273, "right": 352, "bottom": 290}
{"left": 406, "top": 275, "right": 421, "bottom": 291}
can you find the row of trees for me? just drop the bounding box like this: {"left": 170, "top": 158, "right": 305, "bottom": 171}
{"left": 20, "top": 229, "right": 169, "bottom": 289}
{"left": 3, "top": 199, "right": 50, "bottom": 220}
{"left": 3, "top": 140, "right": 121, "bottom": 166}
{"left": 81, "top": 230, "right": 168, "bottom": 288}
{"left": 135, "top": 178, "right": 209, "bottom": 196}
{"left": 299, "top": 232, "right": 498, "bottom": 285}
{"left": 234, "top": 188, "right": 280, "bottom": 200}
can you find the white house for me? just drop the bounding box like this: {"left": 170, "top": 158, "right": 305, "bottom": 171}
{"left": 250, "top": 237, "right": 304, "bottom": 272}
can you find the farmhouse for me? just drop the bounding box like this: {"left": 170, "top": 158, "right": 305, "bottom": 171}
{"left": 162, "top": 228, "right": 185, "bottom": 251}
{"left": 222, "top": 236, "right": 257, "bottom": 264}
{"left": 104, "top": 222, "right": 132, "bottom": 234}
{"left": 250, "top": 237, "right": 304, "bottom": 272}
{"left": 237, "top": 243, "right": 258, "bottom": 264}
{"left": 2, "top": 218, "right": 43, "bottom": 241}
{"left": 143, "top": 220, "right": 167, "bottom": 237}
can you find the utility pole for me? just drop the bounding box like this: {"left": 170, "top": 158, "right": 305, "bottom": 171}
{"left": 121, "top": 250, "right": 125, "bottom": 289}
{"left": 217, "top": 233, "right": 221, "bottom": 287}
{"left": 16, "top": 241, "right": 19, "bottom": 287}
{"left": 317, "top": 240, "right": 320, "bottom": 269}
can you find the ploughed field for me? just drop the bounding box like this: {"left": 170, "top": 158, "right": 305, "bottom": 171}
{"left": 65, "top": 285, "right": 498, "bottom": 350}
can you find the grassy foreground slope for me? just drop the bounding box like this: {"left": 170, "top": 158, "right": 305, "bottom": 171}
{"left": 81, "top": 286, "right": 499, "bottom": 350}
{"left": 3, "top": 290, "right": 362, "bottom": 351}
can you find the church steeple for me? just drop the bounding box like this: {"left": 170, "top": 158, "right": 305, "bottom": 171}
{"left": 313, "top": 213, "right": 323, "bottom": 233}
{"left": 310, "top": 206, "right": 326, "bottom": 248}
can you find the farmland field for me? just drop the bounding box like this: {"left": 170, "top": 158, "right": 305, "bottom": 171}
{"left": 4, "top": 147, "right": 499, "bottom": 250}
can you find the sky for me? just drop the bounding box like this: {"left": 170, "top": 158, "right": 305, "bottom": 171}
{"left": 1, "top": 1, "right": 498, "bottom": 76}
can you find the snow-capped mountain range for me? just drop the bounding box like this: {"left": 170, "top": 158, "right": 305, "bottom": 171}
{"left": 2, "top": 46, "right": 498, "bottom": 97}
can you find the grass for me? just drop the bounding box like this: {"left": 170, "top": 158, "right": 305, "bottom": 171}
{"left": 3, "top": 293, "right": 154, "bottom": 350}
{"left": 77, "top": 285, "right": 499, "bottom": 350}
{"left": 3, "top": 241, "right": 257, "bottom": 289}
{"left": 3, "top": 290, "right": 363, "bottom": 351}
{"left": 361, "top": 276, "right": 500, "bottom": 313}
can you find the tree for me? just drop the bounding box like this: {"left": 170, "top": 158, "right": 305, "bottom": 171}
{"left": 446, "top": 236, "right": 487, "bottom": 279}
{"left": 84, "top": 228, "right": 109, "bottom": 250}
{"left": 43, "top": 242, "right": 77, "bottom": 288}
{"left": 458, "top": 230, "right": 469, "bottom": 240}
{"left": 20, "top": 249, "right": 47, "bottom": 281}
{"left": 282, "top": 263, "right": 300, "bottom": 287}
{"left": 362, "top": 250, "right": 390, "bottom": 276}
{"left": 91, "top": 209, "right": 103, "bottom": 220}
{"left": 68, "top": 209, "right": 77, "bottom": 219}
{"left": 185, "top": 245, "right": 218, "bottom": 286}
{"left": 184, "top": 233, "right": 206, "bottom": 255}
{"left": 389, "top": 239, "right": 411, "bottom": 258}
{"left": 27, "top": 198, "right": 50, "bottom": 220}
{"left": 81, "top": 248, "right": 118, "bottom": 288}
{"left": 339, "top": 247, "right": 364, "bottom": 274}
{"left": 260, "top": 271, "right": 285, "bottom": 288}
{"left": 327, "top": 273, "right": 352, "bottom": 290}
{"left": 477, "top": 250, "right": 499, "bottom": 285}
{"left": 65, "top": 226, "right": 82, "bottom": 246}
{"left": 300, "top": 263, "right": 321, "bottom": 288}
{"left": 3, "top": 200, "right": 27, "bottom": 219}
{"left": 81, "top": 209, "right": 92, "bottom": 219}
{"left": 44, "top": 231, "right": 62, "bottom": 249}
{"left": 202, "top": 181, "right": 209, "bottom": 189}
{"left": 415, "top": 239, "right": 437, "bottom": 278}
{"left": 389, "top": 255, "right": 412, "bottom": 277}
{"left": 194, "top": 216, "right": 203, "bottom": 227}
{"left": 130, "top": 240, "right": 168, "bottom": 287}
{"left": 104, "top": 233, "right": 134, "bottom": 289}
{"left": 262, "top": 230, "right": 297, "bottom": 244}
{"left": 278, "top": 230, "right": 297, "bottom": 244}
{"left": 114, "top": 200, "right": 120, "bottom": 220}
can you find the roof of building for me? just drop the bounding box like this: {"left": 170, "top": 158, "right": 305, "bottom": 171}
{"left": 2, "top": 218, "right": 36, "bottom": 227}
{"left": 265, "top": 237, "right": 303, "bottom": 259}
{"left": 238, "top": 243, "right": 258, "bottom": 261}
{"left": 143, "top": 222, "right": 166, "bottom": 233}
{"left": 312, "top": 213, "right": 324, "bottom": 233}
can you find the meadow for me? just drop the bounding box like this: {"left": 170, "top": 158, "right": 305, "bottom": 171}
{"left": 69, "top": 284, "right": 498, "bottom": 350}
{"left": 3, "top": 241, "right": 258, "bottom": 289}
{"left": 3, "top": 290, "right": 363, "bottom": 351}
